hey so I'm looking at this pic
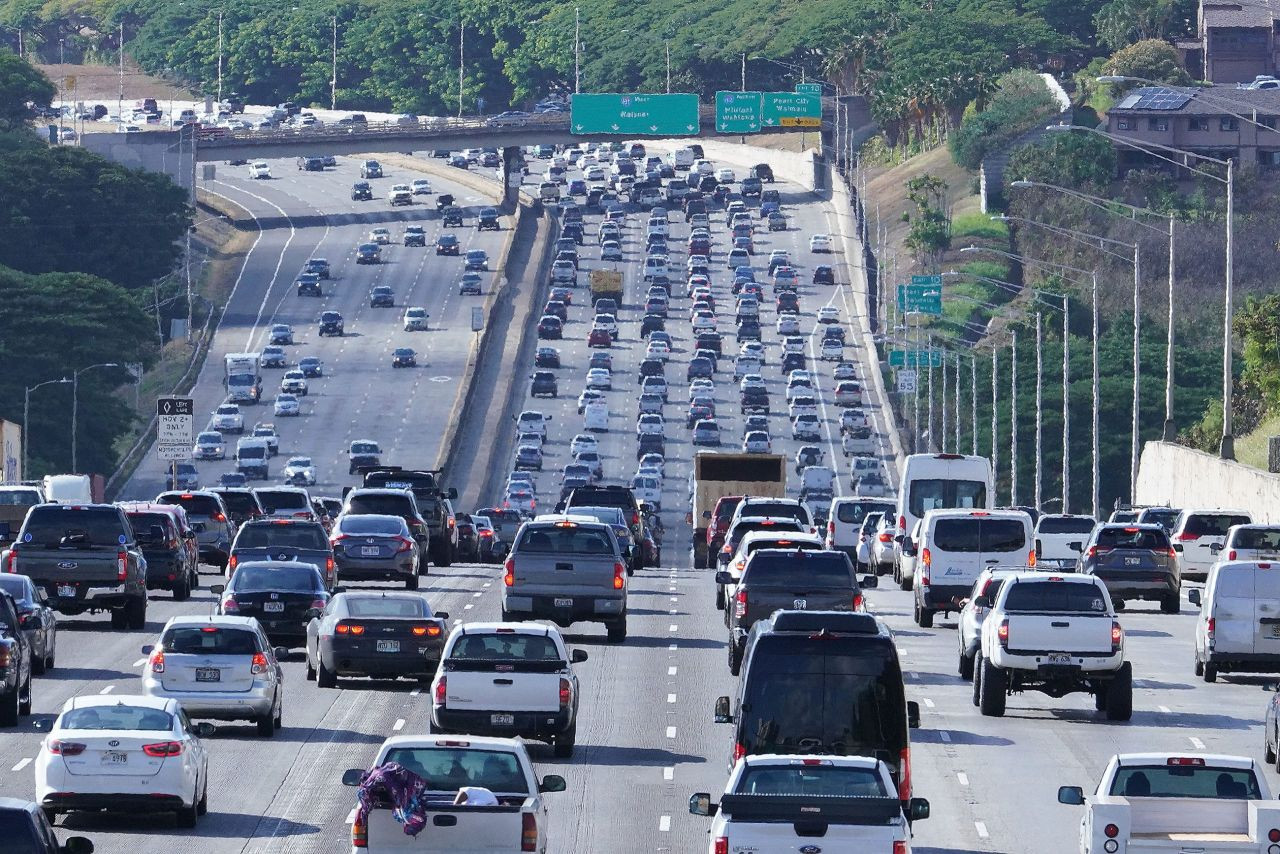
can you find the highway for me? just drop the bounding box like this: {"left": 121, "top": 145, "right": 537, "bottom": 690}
{"left": 4, "top": 142, "right": 1275, "bottom": 854}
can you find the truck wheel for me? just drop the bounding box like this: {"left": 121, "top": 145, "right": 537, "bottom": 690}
{"left": 958, "top": 650, "right": 974, "bottom": 681}
{"left": 1203, "top": 661, "right": 1217, "bottom": 683}
{"left": 971, "top": 654, "right": 983, "bottom": 707}
{"left": 715, "top": 584, "right": 725, "bottom": 611}
{"left": 914, "top": 600, "right": 934, "bottom": 629}
{"left": 18, "top": 676, "right": 30, "bottom": 715}
{"left": 897, "top": 564, "right": 911, "bottom": 592}
{"left": 1265, "top": 732, "right": 1275, "bottom": 766}
{"left": 0, "top": 687, "right": 18, "bottom": 726}
{"left": 606, "top": 618, "right": 627, "bottom": 644}
{"left": 173, "top": 573, "right": 191, "bottom": 602}
{"left": 305, "top": 653, "right": 316, "bottom": 681}
{"left": 126, "top": 596, "right": 147, "bottom": 630}
{"left": 552, "top": 721, "right": 577, "bottom": 758}
{"left": 405, "top": 574, "right": 420, "bottom": 590}
{"left": 1105, "top": 662, "right": 1133, "bottom": 721}
{"left": 110, "top": 607, "right": 128, "bottom": 630}
{"left": 1194, "top": 656, "right": 1204, "bottom": 677}
{"left": 728, "top": 641, "right": 742, "bottom": 675}
{"left": 1160, "top": 592, "right": 1180, "bottom": 614}
{"left": 316, "top": 657, "right": 337, "bottom": 689}
{"left": 1094, "top": 688, "right": 1107, "bottom": 711}
{"left": 978, "top": 658, "right": 1007, "bottom": 717}
{"left": 433, "top": 542, "right": 453, "bottom": 568}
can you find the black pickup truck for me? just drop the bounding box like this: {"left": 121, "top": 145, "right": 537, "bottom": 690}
{"left": 7, "top": 504, "right": 148, "bottom": 630}
{"left": 359, "top": 468, "right": 458, "bottom": 567}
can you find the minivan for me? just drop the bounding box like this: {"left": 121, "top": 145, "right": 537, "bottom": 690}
{"left": 1172, "top": 509, "right": 1254, "bottom": 581}
{"left": 1191, "top": 560, "right": 1280, "bottom": 681}
{"left": 714, "top": 610, "right": 920, "bottom": 799}
{"left": 904, "top": 509, "right": 1033, "bottom": 628}
{"left": 827, "top": 497, "right": 897, "bottom": 563}
{"left": 1214, "top": 524, "right": 1280, "bottom": 563}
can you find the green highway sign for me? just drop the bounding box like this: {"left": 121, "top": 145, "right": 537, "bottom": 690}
{"left": 715, "top": 91, "right": 762, "bottom": 133}
{"left": 889, "top": 350, "right": 944, "bottom": 368}
{"left": 761, "top": 91, "right": 821, "bottom": 127}
{"left": 795, "top": 82, "right": 823, "bottom": 96}
{"left": 570, "top": 93, "right": 700, "bottom": 136}
{"left": 911, "top": 274, "right": 943, "bottom": 286}
{"left": 898, "top": 283, "right": 942, "bottom": 314}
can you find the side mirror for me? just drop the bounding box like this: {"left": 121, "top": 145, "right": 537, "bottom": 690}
{"left": 571, "top": 649, "right": 589, "bottom": 663}
{"left": 306, "top": 608, "right": 323, "bottom": 619}
{"left": 860, "top": 574, "right": 878, "bottom": 588}
{"left": 1210, "top": 542, "right": 1223, "bottom": 553}
{"left": 909, "top": 797, "right": 931, "bottom": 821}
{"left": 21, "top": 614, "right": 42, "bottom": 630}
{"left": 539, "top": 774, "right": 567, "bottom": 793}
{"left": 894, "top": 534, "right": 905, "bottom": 544}
{"left": 1188, "top": 589, "right": 1202, "bottom": 606}
{"left": 907, "top": 700, "right": 921, "bottom": 728}
{"left": 184, "top": 530, "right": 197, "bottom": 540}
{"left": 714, "top": 695, "right": 733, "bottom": 723}
{"left": 63, "top": 837, "right": 95, "bottom": 854}
{"left": 33, "top": 719, "right": 52, "bottom": 732}
{"left": 434, "top": 611, "right": 450, "bottom": 621}
{"left": 341, "top": 768, "right": 367, "bottom": 787}
{"left": 141, "top": 644, "right": 154, "bottom": 656}
{"left": 1174, "top": 544, "right": 1184, "bottom": 553}
{"left": 1068, "top": 541, "right": 1083, "bottom": 553}
{"left": 210, "top": 584, "right": 225, "bottom": 595}
{"left": 273, "top": 647, "right": 289, "bottom": 659}
{"left": 715, "top": 571, "right": 734, "bottom": 585}
{"left": 1057, "top": 785, "right": 1085, "bottom": 806}
{"left": 447, "top": 488, "right": 459, "bottom": 499}
{"left": 901, "top": 539, "right": 916, "bottom": 557}
{"left": 702, "top": 510, "right": 712, "bottom": 520}
{"left": 194, "top": 721, "right": 217, "bottom": 737}
{"left": 688, "top": 792, "right": 716, "bottom": 816}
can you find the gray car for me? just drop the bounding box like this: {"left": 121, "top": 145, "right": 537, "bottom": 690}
{"left": 0, "top": 575, "right": 56, "bottom": 674}
{"left": 329, "top": 514, "right": 421, "bottom": 589}
{"left": 155, "top": 491, "right": 235, "bottom": 569}
{"left": 304, "top": 591, "right": 447, "bottom": 686}
{"left": 1077, "top": 523, "right": 1180, "bottom": 613}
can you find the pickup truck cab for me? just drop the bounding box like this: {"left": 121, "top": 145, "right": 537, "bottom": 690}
{"left": 431, "top": 622, "right": 587, "bottom": 756}
{"left": 344, "top": 735, "right": 565, "bottom": 853}
{"left": 1057, "top": 753, "right": 1280, "bottom": 853}
{"left": 975, "top": 572, "right": 1131, "bottom": 720}
{"left": 690, "top": 755, "right": 929, "bottom": 853}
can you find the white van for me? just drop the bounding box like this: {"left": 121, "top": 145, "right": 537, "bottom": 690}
{"left": 41, "top": 474, "right": 93, "bottom": 504}
{"left": 584, "top": 401, "right": 609, "bottom": 432}
{"left": 894, "top": 454, "right": 992, "bottom": 582}
{"left": 235, "top": 437, "right": 270, "bottom": 480}
{"left": 668, "top": 148, "right": 695, "bottom": 170}
{"left": 643, "top": 256, "right": 668, "bottom": 281}
{"left": 826, "top": 497, "right": 896, "bottom": 562}
{"left": 1033, "top": 514, "right": 1098, "bottom": 570}
{"left": 1192, "top": 560, "right": 1280, "bottom": 681}
{"left": 1215, "top": 524, "right": 1280, "bottom": 563}
{"left": 1172, "top": 509, "right": 1254, "bottom": 581}
{"left": 905, "top": 509, "right": 1033, "bottom": 627}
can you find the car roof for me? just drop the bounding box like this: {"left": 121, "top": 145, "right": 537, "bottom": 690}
{"left": 62, "top": 693, "right": 175, "bottom": 712}
{"left": 164, "top": 614, "right": 260, "bottom": 630}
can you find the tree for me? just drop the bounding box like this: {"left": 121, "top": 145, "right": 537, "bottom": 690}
{"left": 1093, "top": 0, "right": 1179, "bottom": 52}
{"left": 948, "top": 70, "right": 1060, "bottom": 170}
{"left": 1102, "top": 38, "right": 1192, "bottom": 87}
{"left": 1006, "top": 132, "right": 1117, "bottom": 189}
{"left": 0, "top": 49, "right": 55, "bottom": 129}
{"left": 1234, "top": 293, "right": 1280, "bottom": 411}
{"left": 903, "top": 173, "right": 951, "bottom": 264}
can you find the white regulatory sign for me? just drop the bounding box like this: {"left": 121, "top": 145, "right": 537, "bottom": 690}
{"left": 156, "top": 396, "right": 194, "bottom": 446}
{"left": 897, "top": 369, "right": 917, "bottom": 394}
{"left": 157, "top": 444, "right": 191, "bottom": 461}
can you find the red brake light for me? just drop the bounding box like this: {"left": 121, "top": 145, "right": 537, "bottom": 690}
{"left": 214, "top": 512, "right": 227, "bottom": 522}
{"left": 734, "top": 588, "right": 747, "bottom": 618}
{"left": 1104, "top": 823, "right": 1119, "bottom": 838}
{"left": 221, "top": 596, "right": 239, "bottom": 613}
{"left": 1111, "top": 621, "right": 1123, "bottom": 653}
{"left": 997, "top": 619, "right": 1009, "bottom": 647}
{"left": 336, "top": 623, "right": 365, "bottom": 635}
{"left": 521, "top": 812, "right": 538, "bottom": 852}
{"left": 117, "top": 551, "right": 128, "bottom": 582}
{"left": 1268, "top": 828, "right": 1280, "bottom": 843}
{"left": 352, "top": 809, "right": 368, "bottom": 848}
{"left": 228, "top": 554, "right": 239, "bottom": 573}
{"left": 4, "top": 549, "right": 15, "bottom": 572}
{"left": 142, "top": 741, "right": 184, "bottom": 757}
{"left": 852, "top": 592, "right": 864, "bottom": 611}
{"left": 878, "top": 532, "right": 892, "bottom": 543}
{"left": 893, "top": 843, "right": 908, "bottom": 854}
{"left": 1028, "top": 549, "right": 1037, "bottom": 567}
{"left": 1167, "top": 757, "right": 1206, "bottom": 766}
{"left": 921, "top": 547, "right": 932, "bottom": 568}
{"left": 613, "top": 562, "right": 626, "bottom": 590}
{"left": 1207, "top": 616, "right": 1215, "bottom": 637}
{"left": 1086, "top": 545, "right": 1098, "bottom": 559}
{"left": 714, "top": 838, "right": 729, "bottom": 854}
{"left": 898, "top": 515, "right": 905, "bottom": 531}
{"left": 559, "top": 677, "right": 572, "bottom": 708}
{"left": 395, "top": 537, "right": 413, "bottom": 553}
{"left": 149, "top": 649, "right": 165, "bottom": 673}
{"left": 1167, "top": 547, "right": 1178, "bottom": 559}
{"left": 48, "top": 740, "right": 86, "bottom": 756}
{"left": 733, "top": 742, "right": 746, "bottom": 762}
{"left": 1177, "top": 532, "right": 1198, "bottom": 540}
{"left": 504, "top": 558, "right": 515, "bottom": 587}
{"left": 898, "top": 747, "right": 911, "bottom": 800}
{"left": 1229, "top": 549, "right": 1237, "bottom": 560}
{"left": 251, "top": 652, "right": 270, "bottom": 674}
{"left": 434, "top": 676, "right": 447, "bottom": 705}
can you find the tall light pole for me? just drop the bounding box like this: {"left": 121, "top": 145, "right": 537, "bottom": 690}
{"left": 740, "top": 52, "right": 746, "bottom": 92}
{"left": 330, "top": 15, "right": 337, "bottom": 111}
{"left": 23, "top": 379, "right": 71, "bottom": 478}
{"left": 1011, "top": 329, "right": 1019, "bottom": 505}
{"left": 216, "top": 12, "right": 224, "bottom": 107}
{"left": 458, "top": 20, "right": 465, "bottom": 118}
{"left": 665, "top": 41, "right": 671, "bottom": 93}
{"left": 59, "top": 39, "right": 65, "bottom": 136}
{"left": 574, "top": 6, "right": 581, "bottom": 94}
{"left": 1035, "top": 312, "right": 1043, "bottom": 509}
{"left": 71, "top": 363, "right": 118, "bottom": 473}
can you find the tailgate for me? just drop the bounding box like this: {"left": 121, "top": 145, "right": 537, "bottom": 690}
{"left": 366, "top": 805, "right": 524, "bottom": 852}
{"left": 1006, "top": 613, "right": 1113, "bottom": 655}
{"left": 443, "top": 660, "right": 562, "bottom": 712}
{"left": 726, "top": 823, "right": 899, "bottom": 852}
{"left": 17, "top": 549, "right": 122, "bottom": 588}
{"left": 747, "top": 587, "right": 850, "bottom": 625}
{"left": 512, "top": 555, "right": 616, "bottom": 595}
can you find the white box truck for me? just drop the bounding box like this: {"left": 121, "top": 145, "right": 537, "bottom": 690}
{"left": 224, "top": 353, "right": 261, "bottom": 404}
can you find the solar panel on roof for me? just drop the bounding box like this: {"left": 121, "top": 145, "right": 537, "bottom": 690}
{"left": 1128, "top": 88, "right": 1192, "bottom": 110}
{"left": 1117, "top": 94, "right": 1142, "bottom": 109}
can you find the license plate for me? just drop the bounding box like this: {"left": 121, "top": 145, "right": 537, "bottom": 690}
{"left": 1124, "top": 557, "right": 1141, "bottom": 566}
{"left": 1046, "top": 653, "right": 1071, "bottom": 664}
{"left": 360, "top": 546, "right": 381, "bottom": 556}
{"left": 263, "top": 601, "right": 285, "bottom": 613}
{"left": 102, "top": 751, "right": 127, "bottom": 765}
{"left": 490, "top": 713, "right": 515, "bottom": 726}
{"left": 195, "top": 668, "right": 220, "bottom": 682}
{"left": 56, "top": 585, "right": 75, "bottom": 598}
{"left": 1272, "top": 626, "right": 1280, "bottom": 639}
{"left": 376, "top": 640, "right": 400, "bottom": 653}
{"left": 554, "top": 598, "right": 573, "bottom": 608}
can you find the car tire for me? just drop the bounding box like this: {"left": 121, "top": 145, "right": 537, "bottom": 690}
{"left": 1105, "top": 662, "right": 1133, "bottom": 721}
{"left": 728, "top": 640, "right": 743, "bottom": 676}
{"left": 126, "top": 596, "right": 147, "bottom": 630}
{"left": 914, "top": 600, "right": 934, "bottom": 629}
{"left": 406, "top": 574, "right": 420, "bottom": 590}
{"left": 197, "top": 778, "right": 209, "bottom": 816}
{"left": 317, "top": 657, "right": 338, "bottom": 689}
{"left": 1203, "top": 661, "right": 1217, "bottom": 683}
{"left": 174, "top": 573, "right": 191, "bottom": 602}
{"left": 0, "top": 687, "right": 20, "bottom": 726}
{"left": 715, "top": 584, "right": 725, "bottom": 611}
{"left": 553, "top": 721, "right": 576, "bottom": 758}
{"left": 110, "top": 607, "right": 128, "bottom": 630}
{"left": 18, "top": 676, "right": 30, "bottom": 716}
{"left": 958, "top": 650, "right": 974, "bottom": 681}
{"left": 606, "top": 618, "right": 627, "bottom": 644}
{"left": 176, "top": 794, "right": 199, "bottom": 828}
{"left": 978, "top": 657, "right": 1006, "bottom": 717}
{"left": 256, "top": 710, "right": 277, "bottom": 737}
{"left": 305, "top": 652, "right": 316, "bottom": 681}
{"left": 1160, "top": 592, "right": 1180, "bottom": 614}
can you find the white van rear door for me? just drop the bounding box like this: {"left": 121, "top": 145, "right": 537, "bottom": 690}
{"left": 1212, "top": 567, "right": 1256, "bottom": 656}
{"left": 1253, "top": 564, "right": 1280, "bottom": 657}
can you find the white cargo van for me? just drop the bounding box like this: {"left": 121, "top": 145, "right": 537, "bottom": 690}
{"left": 41, "top": 474, "right": 92, "bottom": 504}
{"left": 1172, "top": 508, "right": 1254, "bottom": 581}
{"left": 906, "top": 509, "right": 1033, "bottom": 627}
{"left": 1191, "top": 560, "right": 1280, "bottom": 682}
{"left": 668, "top": 147, "right": 695, "bottom": 170}
{"left": 583, "top": 401, "right": 608, "bottom": 432}
{"left": 893, "top": 453, "right": 993, "bottom": 589}
{"left": 1033, "top": 514, "right": 1098, "bottom": 570}
{"left": 826, "top": 497, "right": 896, "bottom": 563}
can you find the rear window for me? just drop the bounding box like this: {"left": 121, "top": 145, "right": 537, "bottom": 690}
{"left": 127, "top": 513, "right": 174, "bottom": 540}
{"left": 234, "top": 522, "right": 328, "bottom": 550}
{"left": 346, "top": 596, "right": 428, "bottom": 618}
{"left": 381, "top": 748, "right": 528, "bottom": 795}
{"left": 1107, "top": 765, "right": 1262, "bottom": 799}
{"left": 515, "top": 524, "right": 614, "bottom": 555}
{"left": 62, "top": 705, "right": 173, "bottom": 731}
{"left": 859, "top": 512, "right": 885, "bottom": 534}
{"left": 1183, "top": 513, "right": 1252, "bottom": 537}
{"left": 214, "top": 491, "right": 261, "bottom": 516}
{"left": 337, "top": 515, "right": 406, "bottom": 536}
{"left": 231, "top": 564, "right": 323, "bottom": 592}
{"left": 238, "top": 445, "right": 266, "bottom": 460}
{"left": 0, "top": 490, "right": 40, "bottom": 507}
{"left": 737, "top": 765, "right": 886, "bottom": 797}
{"left": 732, "top": 520, "right": 803, "bottom": 542}
{"left": 1096, "top": 527, "right": 1170, "bottom": 550}
{"left": 931, "top": 518, "right": 1026, "bottom": 553}
{"left": 739, "top": 502, "right": 810, "bottom": 525}
{"left": 743, "top": 551, "right": 853, "bottom": 586}
{"left": 1214, "top": 568, "right": 1255, "bottom": 598}
{"left": 162, "top": 626, "right": 260, "bottom": 655}
{"left": 22, "top": 507, "right": 126, "bottom": 547}
{"left": 255, "top": 491, "right": 309, "bottom": 513}
{"left": 159, "top": 494, "right": 222, "bottom": 517}
{"left": 346, "top": 494, "right": 414, "bottom": 516}
{"left": 1232, "top": 527, "right": 1280, "bottom": 551}
{"left": 1002, "top": 581, "right": 1108, "bottom": 613}
{"left": 0, "top": 813, "right": 38, "bottom": 854}
{"left": 1138, "top": 508, "right": 1180, "bottom": 530}
{"left": 449, "top": 633, "right": 562, "bottom": 661}
{"left": 1037, "top": 517, "right": 1096, "bottom": 535}
{"left": 908, "top": 479, "right": 987, "bottom": 518}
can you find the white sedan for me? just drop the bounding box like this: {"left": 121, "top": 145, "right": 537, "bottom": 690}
{"left": 212, "top": 403, "right": 243, "bottom": 434}
{"left": 282, "top": 456, "right": 317, "bottom": 485}
{"left": 809, "top": 233, "right": 833, "bottom": 253}
{"left": 35, "top": 695, "right": 211, "bottom": 826}
{"left": 715, "top": 168, "right": 736, "bottom": 183}
{"left": 817, "top": 306, "right": 840, "bottom": 323}
{"left": 821, "top": 339, "right": 844, "bottom": 360}
{"left": 834, "top": 362, "right": 859, "bottom": 381}
{"left": 645, "top": 339, "right": 671, "bottom": 362}
{"left": 368, "top": 227, "right": 392, "bottom": 245}
{"left": 411, "top": 178, "right": 432, "bottom": 195}
{"left": 585, "top": 368, "right": 612, "bottom": 390}
{"left": 273, "top": 393, "right": 301, "bottom": 417}
{"left": 403, "top": 307, "right": 430, "bottom": 331}
{"left": 636, "top": 414, "right": 665, "bottom": 437}
{"left": 584, "top": 165, "right": 606, "bottom": 181}
{"left": 776, "top": 314, "right": 801, "bottom": 335}
{"left": 570, "top": 434, "right": 599, "bottom": 456}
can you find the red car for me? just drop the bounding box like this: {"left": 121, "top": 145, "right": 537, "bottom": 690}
{"left": 588, "top": 328, "right": 612, "bottom": 348}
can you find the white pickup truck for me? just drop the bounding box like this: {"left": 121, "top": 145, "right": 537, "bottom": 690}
{"left": 689, "top": 755, "right": 930, "bottom": 853}
{"left": 1057, "top": 753, "right": 1280, "bottom": 853}
{"left": 975, "top": 572, "right": 1132, "bottom": 720}
{"left": 343, "top": 735, "right": 566, "bottom": 853}
{"left": 430, "top": 622, "right": 587, "bottom": 757}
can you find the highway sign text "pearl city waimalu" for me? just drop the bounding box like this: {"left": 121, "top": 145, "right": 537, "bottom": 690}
{"left": 571, "top": 93, "right": 700, "bottom": 135}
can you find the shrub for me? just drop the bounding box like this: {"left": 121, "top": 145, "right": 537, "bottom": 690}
{"left": 948, "top": 70, "right": 1059, "bottom": 171}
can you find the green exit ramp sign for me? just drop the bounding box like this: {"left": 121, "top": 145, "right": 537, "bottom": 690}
{"left": 715, "top": 91, "right": 762, "bottom": 133}
{"left": 889, "top": 350, "right": 944, "bottom": 368}
{"left": 570, "top": 93, "right": 699, "bottom": 136}
{"left": 795, "top": 83, "right": 823, "bottom": 96}
{"left": 762, "top": 91, "right": 821, "bottom": 127}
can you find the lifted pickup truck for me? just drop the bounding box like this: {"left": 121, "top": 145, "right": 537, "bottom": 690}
{"left": 690, "top": 755, "right": 929, "bottom": 854}
{"left": 975, "top": 572, "right": 1131, "bottom": 720}
{"left": 1057, "top": 753, "right": 1280, "bottom": 853}
{"left": 343, "top": 735, "right": 565, "bottom": 853}
{"left": 5, "top": 504, "right": 148, "bottom": 629}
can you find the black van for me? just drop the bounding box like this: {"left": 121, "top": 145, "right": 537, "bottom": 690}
{"left": 714, "top": 610, "right": 920, "bottom": 800}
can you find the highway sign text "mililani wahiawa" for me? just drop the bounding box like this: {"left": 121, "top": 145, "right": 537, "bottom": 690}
{"left": 897, "top": 283, "right": 942, "bottom": 315}
{"left": 570, "top": 94, "right": 700, "bottom": 135}
{"left": 715, "top": 91, "right": 763, "bottom": 133}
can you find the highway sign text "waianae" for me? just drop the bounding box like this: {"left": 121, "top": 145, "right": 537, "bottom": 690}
{"left": 715, "top": 91, "right": 763, "bottom": 133}
{"left": 571, "top": 94, "right": 699, "bottom": 135}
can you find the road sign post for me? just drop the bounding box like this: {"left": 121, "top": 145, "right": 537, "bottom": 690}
{"left": 761, "top": 92, "right": 820, "bottom": 128}
{"left": 156, "top": 396, "right": 194, "bottom": 462}
{"left": 714, "top": 91, "right": 762, "bottom": 133}
{"left": 570, "top": 93, "right": 699, "bottom": 135}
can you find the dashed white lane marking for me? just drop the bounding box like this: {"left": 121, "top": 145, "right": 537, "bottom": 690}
{"left": 472, "top": 591, "right": 483, "bottom": 598}
{"left": 346, "top": 808, "right": 357, "bottom": 824}
{"left": 669, "top": 609, "right": 678, "bottom": 615}
{"left": 670, "top": 596, "right": 678, "bottom": 602}
{"left": 668, "top": 624, "right": 678, "bottom": 632}
{"left": 669, "top": 644, "right": 678, "bottom": 651}
{"left": 1190, "top": 736, "right": 1206, "bottom": 749}
{"left": 464, "top": 603, "right": 474, "bottom": 610}
{"left": 132, "top": 657, "right": 147, "bottom": 668}
{"left": 908, "top": 671, "right": 919, "bottom": 680}
{"left": 667, "top": 693, "right": 677, "bottom": 703}
{"left": 663, "top": 766, "right": 674, "bottom": 781}
{"left": 11, "top": 758, "right": 31, "bottom": 772}
{"left": 659, "top": 815, "right": 671, "bottom": 832}
{"left": 99, "top": 685, "right": 114, "bottom": 695}
{"left": 957, "top": 772, "right": 969, "bottom": 786}
{"left": 668, "top": 666, "right": 678, "bottom": 676}
{"left": 410, "top": 687, "right": 421, "bottom": 697}
{"left": 482, "top": 582, "right": 492, "bottom": 588}
{"left": 975, "top": 821, "right": 989, "bottom": 838}
{"left": 666, "top": 726, "right": 677, "bottom": 739}
{"left": 393, "top": 718, "right": 406, "bottom": 731}
{"left": 923, "top": 698, "right": 935, "bottom": 708}
{"left": 939, "top": 731, "right": 952, "bottom": 743}
{"left": 1159, "top": 705, "right": 1172, "bottom": 713}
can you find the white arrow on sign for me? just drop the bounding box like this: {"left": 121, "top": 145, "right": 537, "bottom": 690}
{"left": 686, "top": 124, "right": 696, "bottom": 131}
{"left": 649, "top": 125, "right": 658, "bottom": 132}
{"left": 610, "top": 123, "right": 620, "bottom": 131}
{"left": 574, "top": 124, "right": 584, "bottom": 131}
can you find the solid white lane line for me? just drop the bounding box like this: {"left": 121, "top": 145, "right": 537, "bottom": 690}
{"left": 666, "top": 726, "right": 677, "bottom": 738}
{"left": 11, "top": 758, "right": 31, "bottom": 772}
{"left": 663, "top": 767, "right": 674, "bottom": 781}
{"left": 659, "top": 815, "right": 671, "bottom": 832}
{"left": 975, "top": 821, "right": 989, "bottom": 838}
{"left": 1190, "top": 736, "right": 1206, "bottom": 749}
{"left": 393, "top": 718, "right": 406, "bottom": 732}
{"left": 99, "top": 685, "right": 114, "bottom": 695}
{"left": 957, "top": 772, "right": 969, "bottom": 786}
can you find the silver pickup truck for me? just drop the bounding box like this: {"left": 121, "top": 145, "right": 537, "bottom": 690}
{"left": 501, "top": 515, "right": 627, "bottom": 642}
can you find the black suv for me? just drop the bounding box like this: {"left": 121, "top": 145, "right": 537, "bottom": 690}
{"left": 361, "top": 469, "right": 459, "bottom": 567}
{"left": 298, "top": 156, "right": 323, "bottom": 171}
{"left": 351, "top": 181, "right": 373, "bottom": 201}
{"left": 477, "top": 207, "right": 500, "bottom": 231}
{"left": 530, "top": 370, "right": 558, "bottom": 398}
{"left": 741, "top": 176, "right": 763, "bottom": 198}
{"left": 560, "top": 485, "right": 646, "bottom": 572}
{"left": 436, "top": 234, "right": 460, "bottom": 255}
{"left": 1078, "top": 523, "right": 1180, "bottom": 612}
{"left": 319, "top": 311, "right": 345, "bottom": 337}
{"left": 442, "top": 206, "right": 464, "bottom": 227}
{"left": 751, "top": 163, "right": 775, "bottom": 183}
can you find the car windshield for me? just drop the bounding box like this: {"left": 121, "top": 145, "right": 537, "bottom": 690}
{"left": 1002, "top": 581, "right": 1108, "bottom": 613}
{"left": 22, "top": 507, "right": 124, "bottom": 547}
{"left": 515, "top": 525, "right": 613, "bottom": 554}
{"left": 1108, "top": 765, "right": 1262, "bottom": 799}
{"left": 162, "top": 626, "right": 259, "bottom": 655}
{"left": 1096, "top": 527, "right": 1170, "bottom": 550}
{"left": 382, "top": 748, "right": 529, "bottom": 795}
{"left": 346, "top": 596, "right": 429, "bottom": 618}
{"left": 0, "top": 490, "right": 40, "bottom": 506}
{"left": 232, "top": 564, "right": 322, "bottom": 592}
{"left": 1038, "top": 517, "right": 1097, "bottom": 534}
{"left": 62, "top": 705, "right": 173, "bottom": 731}
{"left": 736, "top": 765, "right": 887, "bottom": 796}
{"left": 450, "top": 633, "right": 563, "bottom": 661}
{"left": 338, "top": 515, "right": 406, "bottom": 536}
{"left": 907, "top": 479, "right": 987, "bottom": 518}
{"left": 234, "top": 523, "right": 328, "bottom": 550}
{"left": 255, "top": 491, "right": 309, "bottom": 513}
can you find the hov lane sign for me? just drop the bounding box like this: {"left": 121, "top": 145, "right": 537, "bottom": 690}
{"left": 157, "top": 396, "right": 194, "bottom": 450}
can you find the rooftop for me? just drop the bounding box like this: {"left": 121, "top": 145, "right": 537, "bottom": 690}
{"left": 1110, "top": 85, "right": 1280, "bottom": 114}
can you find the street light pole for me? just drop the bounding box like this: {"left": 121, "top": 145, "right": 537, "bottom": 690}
{"left": 665, "top": 42, "right": 671, "bottom": 93}
{"left": 941, "top": 350, "right": 949, "bottom": 453}
{"left": 1131, "top": 242, "right": 1141, "bottom": 499}
{"left": 1222, "top": 158, "right": 1235, "bottom": 459}
{"left": 953, "top": 353, "right": 961, "bottom": 452}
{"left": 1011, "top": 329, "right": 1019, "bottom": 506}
{"left": 217, "top": 13, "right": 224, "bottom": 107}
{"left": 71, "top": 363, "right": 117, "bottom": 473}
{"left": 458, "top": 21, "right": 465, "bottom": 118}
{"left": 1063, "top": 297, "right": 1071, "bottom": 515}
{"left": 23, "top": 379, "right": 71, "bottom": 478}
{"left": 574, "top": 6, "right": 581, "bottom": 95}
{"left": 971, "top": 356, "right": 977, "bottom": 456}
{"left": 330, "top": 15, "right": 337, "bottom": 111}
{"left": 1035, "top": 312, "right": 1043, "bottom": 510}
{"left": 991, "top": 347, "right": 999, "bottom": 503}
{"left": 1092, "top": 271, "right": 1100, "bottom": 519}
{"left": 740, "top": 52, "right": 746, "bottom": 92}
{"left": 1164, "top": 216, "right": 1177, "bottom": 440}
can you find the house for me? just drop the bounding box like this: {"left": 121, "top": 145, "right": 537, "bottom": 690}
{"left": 1179, "top": 0, "right": 1280, "bottom": 83}
{"left": 1104, "top": 85, "right": 1280, "bottom": 167}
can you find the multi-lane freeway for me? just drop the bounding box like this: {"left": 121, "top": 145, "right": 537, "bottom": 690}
{"left": 2, "top": 142, "right": 1274, "bottom": 854}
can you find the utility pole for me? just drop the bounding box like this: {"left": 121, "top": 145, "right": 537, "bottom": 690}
{"left": 1035, "top": 312, "right": 1043, "bottom": 510}
{"left": 1063, "top": 298, "right": 1071, "bottom": 515}
{"left": 1163, "top": 216, "right": 1177, "bottom": 440}
{"left": 665, "top": 42, "right": 671, "bottom": 93}
{"left": 971, "top": 356, "right": 977, "bottom": 456}
{"left": 1011, "top": 329, "right": 1019, "bottom": 506}
{"left": 458, "top": 21, "right": 465, "bottom": 118}
{"left": 1091, "top": 272, "right": 1100, "bottom": 519}
{"left": 740, "top": 52, "right": 746, "bottom": 91}
{"left": 913, "top": 320, "right": 922, "bottom": 453}
{"left": 953, "top": 353, "right": 961, "bottom": 453}
{"left": 59, "top": 40, "right": 65, "bottom": 137}
{"left": 991, "top": 348, "right": 999, "bottom": 503}
{"left": 1131, "top": 242, "right": 1141, "bottom": 501}
{"left": 941, "top": 348, "right": 949, "bottom": 453}
{"left": 927, "top": 336, "right": 935, "bottom": 452}
{"left": 330, "top": 15, "right": 337, "bottom": 111}
{"left": 117, "top": 22, "right": 124, "bottom": 126}
{"left": 217, "top": 12, "right": 224, "bottom": 106}
{"left": 574, "top": 7, "right": 581, "bottom": 94}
